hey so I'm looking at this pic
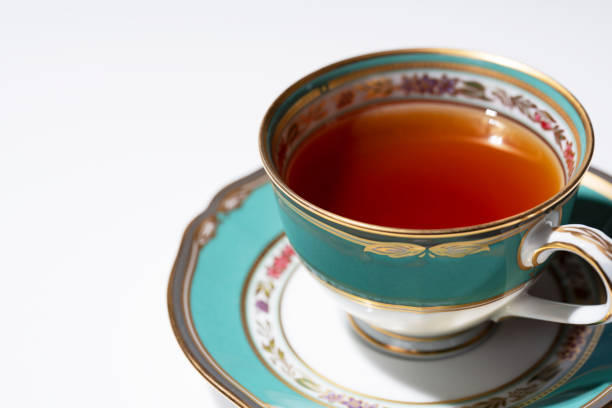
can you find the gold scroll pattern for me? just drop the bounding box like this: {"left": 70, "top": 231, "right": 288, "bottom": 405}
{"left": 555, "top": 225, "right": 612, "bottom": 260}
{"left": 279, "top": 193, "right": 525, "bottom": 259}
{"left": 363, "top": 241, "right": 491, "bottom": 259}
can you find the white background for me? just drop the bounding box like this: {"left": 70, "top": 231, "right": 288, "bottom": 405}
{"left": 1, "top": 1, "right": 611, "bottom": 407}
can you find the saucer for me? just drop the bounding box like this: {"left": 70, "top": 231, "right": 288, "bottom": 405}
{"left": 168, "top": 168, "right": 612, "bottom": 408}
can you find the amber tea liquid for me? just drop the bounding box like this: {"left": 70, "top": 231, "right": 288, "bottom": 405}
{"left": 285, "top": 101, "right": 564, "bottom": 229}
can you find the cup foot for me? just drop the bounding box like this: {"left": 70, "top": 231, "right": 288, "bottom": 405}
{"left": 348, "top": 316, "right": 495, "bottom": 359}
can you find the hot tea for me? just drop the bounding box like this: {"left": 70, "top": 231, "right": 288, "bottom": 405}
{"left": 284, "top": 101, "right": 564, "bottom": 229}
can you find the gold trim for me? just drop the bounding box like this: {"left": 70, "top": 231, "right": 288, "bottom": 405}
{"left": 260, "top": 48, "right": 594, "bottom": 239}
{"left": 581, "top": 384, "right": 612, "bottom": 408}
{"left": 517, "top": 215, "right": 542, "bottom": 271}
{"left": 348, "top": 315, "right": 492, "bottom": 356}
{"left": 556, "top": 225, "right": 612, "bottom": 258}
{"left": 277, "top": 189, "right": 532, "bottom": 257}
{"left": 579, "top": 173, "right": 612, "bottom": 327}
{"left": 514, "top": 173, "right": 603, "bottom": 271}
{"left": 532, "top": 241, "right": 612, "bottom": 324}
{"left": 185, "top": 176, "right": 272, "bottom": 408}
{"left": 516, "top": 204, "right": 564, "bottom": 271}
{"left": 309, "top": 268, "right": 529, "bottom": 312}
{"left": 367, "top": 321, "right": 480, "bottom": 342}
{"left": 183, "top": 250, "right": 273, "bottom": 408}
{"left": 583, "top": 171, "right": 612, "bottom": 201}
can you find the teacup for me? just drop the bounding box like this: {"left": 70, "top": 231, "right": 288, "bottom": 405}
{"left": 259, "top": 49, "right": 612, "bottom": 357}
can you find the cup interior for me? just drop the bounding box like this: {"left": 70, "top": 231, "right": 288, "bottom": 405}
{"left": 260, "top": 50, "right": 592, "bottom": 234}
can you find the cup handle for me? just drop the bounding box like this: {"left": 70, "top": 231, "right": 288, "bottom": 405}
{"left": 495, "top": 211, "right": 612, "bottom": 325}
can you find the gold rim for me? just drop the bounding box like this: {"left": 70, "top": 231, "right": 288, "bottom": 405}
{"left": 367, "top": 321, "right": 482, "bottom": 342}
{"left": 270, "top": 63, "right": 578, "bottom": 181}
{"left": 583, "top": 171, "right": 612, "bottom": 201}
{"left": 581, "top": 385, "right": 612, "bottom": 408}
{"left": 277, "top": 186, "right": 535, "bottom": 256}
{"left": 259, "top": 48, "right": 594, "bottom": 238}
{"left": 348, "top": 315, "right": 493, "bottom": 356}
{"left": 308, "top": 267, "right": 529, "bottom": 312}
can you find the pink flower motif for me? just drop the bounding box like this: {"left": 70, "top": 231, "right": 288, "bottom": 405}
{"left": 266, "top": 258, "right": 289, "bottom": 278}
{"left": 541, "top": 121, "right": 553, "bottom": 130}
{"left": 266, "top": 245, "right": 296, "bottom": 279}
{"left": 563, "top": 141, "right": 575, "bottom": 174}
{"left": 281, "top": 245, "right": 295, "bottom": 258}
{"left": 534, "top": 111, "right": 554, "bottom": 130}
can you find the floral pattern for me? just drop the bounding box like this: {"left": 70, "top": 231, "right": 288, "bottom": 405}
{"left": 557, "top": 326, "right": 589, "bottom": 361}
{"left": 266, "top": 245, "right": 295, "bottom": 278}
{"left": 400, "top": 74, "right": 458, "bottom": 96}
{"left": 247, "top": 238, "right": 599, "bottom": 408}
{"left": 275, "top": 72, "right": 577, "bottom": 177}
{"left": 458, "top": 331, "right": 594, "bottom": 408}
{"left": 336, "top": 90, "right": 355, "bottom": 109}
{"left": 251, "top": 242, "right": 391, "bottom": 408}
{"left": 491, "top": 89, "right": 576, "bottom": 174}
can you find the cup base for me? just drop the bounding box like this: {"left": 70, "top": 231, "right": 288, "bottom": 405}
{"left": 348, "top": 317, "right": 495, "bottom": 359}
